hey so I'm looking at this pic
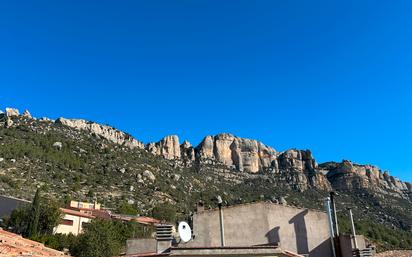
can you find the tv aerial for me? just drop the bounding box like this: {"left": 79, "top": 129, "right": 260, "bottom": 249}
{"left": 178, "top": 221, "right": 192, "bottom": 243}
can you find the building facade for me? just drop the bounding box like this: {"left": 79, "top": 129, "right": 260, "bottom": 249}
{"left": 53, "top": 208, "right": 94, "bottom": 236}
{"left": 188, "top": 201, "right": 333, "bottom": 257}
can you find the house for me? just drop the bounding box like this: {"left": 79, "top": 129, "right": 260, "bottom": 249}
{"left": 54, "top": 200, "right": 160, "bottom": 236}
{"left": 53, "top": 208, "right": 94, "bottom": 236}
{"left": 0, "top": 228, "right": 69, "bottom": 257}
{"left": 69, "top": 200, "right": 101, "bottom": 211}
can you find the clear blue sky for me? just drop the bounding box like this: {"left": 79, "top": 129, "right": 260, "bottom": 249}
{"left": 1, "top": 1, "right": 411, "bottom": 181}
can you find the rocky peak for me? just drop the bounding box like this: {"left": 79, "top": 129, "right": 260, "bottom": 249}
{"left": 277, "top": 149, "right": 317, "bottom": 172}
{"left": 180, "top": 140, "right": 195, "bottom": 161}
{"left": 55, "top": 117, "right": 144, "bottom": 149}
{"left": 5, "top": 107, "right": 20, "bottom": 117}
{"left": 321, "top": 160, "right": 410, "bottom": 198}
{"left": 146, "top": 135, "right": 181, "bottom": 160}
{"left": 22, "top": 109, "right": 32, "bottom": 118}
{"left": 196, "top": 133, "right": 277, "bottom": 173}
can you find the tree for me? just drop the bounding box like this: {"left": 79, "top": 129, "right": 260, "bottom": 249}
{"left": 6, "top": 205, "right": 31, "bottom": 235}
{"left": 6, "top": 194, "right": 62, "bottom": 238}
{"left": 116, "top": 202, "right": 138, "bottom": 216}
{"left": 70, "top": 219, "right": 123, "bottom": 257}
{"left": 151, "top": 203, "right": 177, "bottom": 223}
{"left": 38, "top": 199, "right": 62, "bottom": 235}
{"left": 27, "top": 188, "right": 41, "bottom": 238}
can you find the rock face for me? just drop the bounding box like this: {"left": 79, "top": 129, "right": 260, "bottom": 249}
{"left": 322, "top": 160, "right": 410, "bottom": 197}
{"left": 277, "top": 149, "right": 317, "bottom": 172}
{"left": 196, "top": 133, "right": 277, "bottom": 173}
{"left": 23, "top": 110, "right": 32, "bottom": 118}
{"left": 5, "top": 108, "right": 20, "bottom": 117}
{"left": 52, "top": 142, "right": 63, "bottom": 150}
{"left": 55, "top": 118, "right": 144, "bottom": 149}
{"left": 146, "top": 135, "right": 181, "bottom": 160}
{"left": 143, "top": 170, "right": 156, "bottom": 182}
{"left": 180, "top": 140, "right": 195, "bottom": 161}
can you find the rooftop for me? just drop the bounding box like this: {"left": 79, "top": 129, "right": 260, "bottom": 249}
{"left": 0, "top": 228, "right": 69, "bottom": 257}
{"left": 122, "top": 245, "right": 304, "bottom": 257}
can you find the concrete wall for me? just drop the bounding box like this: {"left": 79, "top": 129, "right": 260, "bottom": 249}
{"left": 339, "top": 235, "right": 367, "bottom": 257}
{"left": 126, "top": 238, "right": 156, "bottom": 255}
{"left": 190, "top": 202, "right": 333, "bottom": 257}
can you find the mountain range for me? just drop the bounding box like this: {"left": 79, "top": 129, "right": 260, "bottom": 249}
{"left": 0, "top": 107, "right": 411, "bottom": 250}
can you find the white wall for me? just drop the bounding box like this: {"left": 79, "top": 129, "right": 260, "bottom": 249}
{"left": 54, "top": 213, "right": 91, "bottom": 236}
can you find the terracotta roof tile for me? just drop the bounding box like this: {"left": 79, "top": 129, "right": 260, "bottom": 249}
{"left": 0, "top": 228, "right": 69, "bottom": 257}
{"left": 60, "top": 208, "right": 95, "bottom": 219}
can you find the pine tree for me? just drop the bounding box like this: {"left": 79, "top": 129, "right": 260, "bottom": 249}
{"left": 27, "top": 188, "right": 41, "bottom": 238}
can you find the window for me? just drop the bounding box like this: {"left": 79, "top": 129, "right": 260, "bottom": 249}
{"left": 62, "top": 219, "right": 73, "bottom": 226}
{"left": 82, "top": 222, "right": 90, "bottom": 228}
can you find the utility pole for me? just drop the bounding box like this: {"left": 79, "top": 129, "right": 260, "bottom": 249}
{"left": 348, "top": 208, "right": 358, "bottom": 249}
{"left": 217, "top": 195, "right": 225, "bottom": 247}
{"left": 330, "top": 192, "right": 342, "bottom": 257}
{"left": 324, "top": 197, "right": 336, "bottom": 257}
{"left": 330, "top": 192, "right": 339, "bottom": 236}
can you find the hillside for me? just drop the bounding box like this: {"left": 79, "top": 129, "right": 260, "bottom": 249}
{"left": 0, "top": 107, "right": 411, "bottom": 251}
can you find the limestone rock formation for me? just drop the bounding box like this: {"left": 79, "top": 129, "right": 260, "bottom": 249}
{"left": 55, "top": 117, "right": 144, "bottom": 149}
{"left": 143, "top": 170, "right": 156, "bottom": 181}
{"left": 5, "top": 108, "right": 19, "bottom": 117}
{"left": 180, "top": 140, "right": 195, "bottom": 161}
{"left": 196, "top": 133, "right": 277, "bottom": 173}
{"left": 52, "top": 142, "right": 63, "bottom": 150}
{"left": 22, "top": 109, "right": 32, "bottom": 118}
{"left": 277, "top": 149, "right": 317, "bottom": 172}
{"left": 322, "top": 160, "right": 409, "bottom": 197}
{"left": 146, "top": 135, "right": 181, "bottom": 160}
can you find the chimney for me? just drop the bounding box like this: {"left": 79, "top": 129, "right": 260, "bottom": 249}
{"left": 156, "top": 224, "right": 173, "bottom": 254}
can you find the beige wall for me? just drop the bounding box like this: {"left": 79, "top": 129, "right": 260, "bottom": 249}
{"left": 69, "top": 200, "right": 101, "bottom": 210}
{"left": 54, "top": 213, "right": 91, "bottom": 236}
{"left": 190, "top": 202, "right": 333, "bottom": 257}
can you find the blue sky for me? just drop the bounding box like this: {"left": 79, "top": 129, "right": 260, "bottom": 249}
{"left": 0, "top": 1, "right": 411, "bottom": 181}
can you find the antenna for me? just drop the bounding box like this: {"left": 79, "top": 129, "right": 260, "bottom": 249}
{"left": 178, "top": 221, "right": 192, "bottom": 243}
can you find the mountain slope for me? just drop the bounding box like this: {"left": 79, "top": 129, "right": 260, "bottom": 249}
{"left": 0, "top": 107, "right": 411, "bottom": 250}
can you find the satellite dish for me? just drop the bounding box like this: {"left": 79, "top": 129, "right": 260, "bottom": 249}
{"left": 178, "top": 221, "right": 192, "bottom": 243}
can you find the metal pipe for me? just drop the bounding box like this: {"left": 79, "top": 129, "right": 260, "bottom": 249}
{"left": 218, "top": 204, "right": 225, "bottom": 247}
{"left": 348, "top": 208, "right": 358, "bottom": 249}
{"left": 325, "top": 197, "right": 337, "bottom": 257}
{"left": 330, "top": 192, "right": 339, "bottom": 236}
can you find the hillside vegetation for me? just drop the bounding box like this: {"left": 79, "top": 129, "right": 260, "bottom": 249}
{"left": 0, "top": 114, "right": 411, "bottom": 251}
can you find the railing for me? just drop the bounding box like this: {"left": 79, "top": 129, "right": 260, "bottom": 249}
{"left": 353, "top": 248, "right": 374, "bottom": 257}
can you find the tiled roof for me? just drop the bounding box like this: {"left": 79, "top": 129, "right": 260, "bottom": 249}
{"left": 135, "top": 217, "right": 161, "bottom": 225}
{"left": 63, "top": 205, "right": 160, "bottom": 225}
{"left": 0, "top": 228, "right": 69, "bottom": 257}
{"left": 60, "top": 208, "right": 95, "bottom": 219}
{"left": 110, "top": 214, "right": 161, "bottom": 225}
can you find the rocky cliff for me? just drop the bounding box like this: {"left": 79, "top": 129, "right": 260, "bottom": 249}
{"left": 320, "top": 161, "right": 412, "bottom": 198}
{"left": 1, "top": 107, "right": 410, "bottom": 199}
{"left": 1, "top": 107, "right": 411, "bottom": 250}
{"left": 55, "top": 117, "right": 144, "bottom": 149}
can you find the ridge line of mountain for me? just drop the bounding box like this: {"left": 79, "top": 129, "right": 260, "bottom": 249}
{"left": 1, "top": 107, "right": 411, "bottom": 198}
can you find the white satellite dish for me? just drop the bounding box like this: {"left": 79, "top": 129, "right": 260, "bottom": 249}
{"left": 178, "top": 221, "right": 192, "bottom": 243}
